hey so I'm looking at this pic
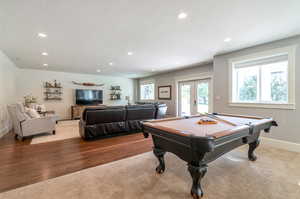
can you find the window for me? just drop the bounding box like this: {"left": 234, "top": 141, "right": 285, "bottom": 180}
{"left": 140, "top": 83, "right": 155, "bottom": 100}
{"left": 229, "top": 46, "right": 295, "bottom": 109}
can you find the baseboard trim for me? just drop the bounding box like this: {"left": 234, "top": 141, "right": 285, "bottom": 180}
{"left": 0, "top": 127, "right": 9, "bottom": 138}
{"left": 261, "top": 137, "right": 300, "bottom": 153}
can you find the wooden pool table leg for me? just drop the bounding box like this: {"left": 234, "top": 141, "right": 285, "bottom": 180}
{"left": 188, "top": 164, "right": 207, "bottom": 199}
{"left": 248, "top": 139, "right": 260, "bottom": 161}
{"left": 153, "top": 148, "right": 166, "bottom": 174}
{"left": 143, "top": 132, "right": 149, "bottom": 138}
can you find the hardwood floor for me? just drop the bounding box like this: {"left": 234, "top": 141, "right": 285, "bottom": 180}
{"left": 0, "top": 132, "right": 153, "bottom": 193}
{"left": 0, "top": 131, "right": 32, "bottom": 147}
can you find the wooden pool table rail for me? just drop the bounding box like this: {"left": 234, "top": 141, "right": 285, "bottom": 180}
{"left": 142, "top": 113, "right": 275, "bottom": 139}
{"left": 212, "top": 112, "right": 266, "bottom": 119}
{"left": 143, "top": 122, "right": 249, "bottom": 139}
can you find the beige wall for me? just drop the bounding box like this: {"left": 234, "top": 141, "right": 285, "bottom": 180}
{"left": 137, "top": 63, "right": 213, "bottom": 116}
{"left": 213, "top": 35, "right": 300, "bottom": 144}
{"left": 0, "top": 50, "right": 17, "bottom": 137}
{"left": 138, "top": 36, "right": 300, "bottom": 144}
{"left": 16, "top": 69, "right": 136, "bottom": 120}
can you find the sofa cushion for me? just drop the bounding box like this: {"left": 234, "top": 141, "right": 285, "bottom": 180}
{"left": 126, "top": 105, "right": 156, "bottom": 121}
{"left": 84, "top": 122, "right": 128, "bottom": 139}
{"left": 82, "top": 107, "right": 106, "bottom": 121}
{"left": 85, "top": 106, "right": 126, "bottom": 125}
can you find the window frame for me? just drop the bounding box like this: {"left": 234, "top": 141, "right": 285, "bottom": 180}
{"left": 139, "top": 80, "right": 155, "bottom": 101}
{"left": 228, "top": 46, "right": 296, "bottom": 110}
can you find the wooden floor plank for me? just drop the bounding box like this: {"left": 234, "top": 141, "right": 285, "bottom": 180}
{"left": 0, "top": 132, "right": 153, "bottom": 193}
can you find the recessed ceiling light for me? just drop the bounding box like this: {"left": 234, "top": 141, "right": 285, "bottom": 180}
{"left": 178, "top": 12, "right": 187, "bottom": 19}
{"left": 127, "top": 52, "right": 133, "bottom": 56}
{"left": 109, "top": 62, "right": 113, "bottom": 66}
{"left": 97, "top": 69, "right": 101, "bottom": 73}
{"left": 38, "top": 33, "right": 47, "bottom": 38}
{"left": 176, "top": 62, "right": 181, "bottom": 64}
{"left": 151, "top": 69, "right": 156, "bottom": 72}
{"left": 42, "top": 52, "right": 48, "bottom": 56}
{"left": 43, "top": 64, "right": 48, "bottom": 66}
{"left": 224, "top": 37, "right": 232, "bottom": 42}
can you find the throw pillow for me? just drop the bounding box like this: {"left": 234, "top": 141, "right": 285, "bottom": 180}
{"left": 27, "top": 108, "right": 41, "bottom": 118}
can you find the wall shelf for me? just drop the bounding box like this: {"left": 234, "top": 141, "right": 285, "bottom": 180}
{"left": 44, "top": 80, "right": 63, "bottom": 101}
{"left": 44, "top": 97, "right": 62, "bottom": 101}
{"left": 110, "top": 86, "right": 121, "bottom": 100}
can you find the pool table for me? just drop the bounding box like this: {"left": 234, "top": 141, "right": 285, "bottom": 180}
{"left": 142, "top": 113, "right": 277, "bottom": 199}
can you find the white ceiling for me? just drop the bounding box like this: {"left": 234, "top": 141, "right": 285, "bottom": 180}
{"left": 0, "top": 0, "right": 299, "bottom": 78}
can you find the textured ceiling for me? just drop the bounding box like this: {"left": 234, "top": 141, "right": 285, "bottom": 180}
{"left": 0, "top": 0, "right": 299, "bottom": 78}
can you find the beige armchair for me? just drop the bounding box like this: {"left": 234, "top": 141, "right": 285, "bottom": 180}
{"left": 7, "top": 103, "right": 56, "bottom": 141}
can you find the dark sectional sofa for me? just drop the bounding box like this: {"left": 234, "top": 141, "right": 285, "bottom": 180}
{"left": 79, "top": 104, "right": 167, "bottom": 140}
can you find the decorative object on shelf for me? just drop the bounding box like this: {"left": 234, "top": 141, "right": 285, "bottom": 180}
{"left": 125, "top": 96, "right": 131, "bottom": 105}
{"left": 158, "top": 85, "right": 172, "bottom": 100}
{"left": 110, "top": 86, "right": 121, "bottom": 100}
{"left": 44, "top": 80, "right": 63, "bottom": 101}
{"left": 45, "top": 80, "right": 62, "bottom": 88}
{"left": 24, "top": 94, "right": 38, "bottom": 107}
{"left": 72, "top": 81, "right": 104, "bottom": 87}
{"left": 36, "top": 104, "right": 46, "bottom": 113}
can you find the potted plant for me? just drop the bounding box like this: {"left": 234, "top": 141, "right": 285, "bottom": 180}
{"left": 24, "top": 94, "right": 38, "bottom": 108}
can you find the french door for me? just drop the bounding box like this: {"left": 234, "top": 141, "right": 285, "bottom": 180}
{"left": 178, "top": 79, "right": 211, "bottom": 116}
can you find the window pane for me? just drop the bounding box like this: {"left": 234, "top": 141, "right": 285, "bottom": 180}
{"left": 197, "top": 82, "right": 209, "bottom": 113}
{"left": 236, "top": 67, "right": 258, "bottom": 102}
{"left": 140, "top": 83, "right": 154, "bottom": 100}
{"left": 261, "top": 61, "right": 288, "bottom": 103}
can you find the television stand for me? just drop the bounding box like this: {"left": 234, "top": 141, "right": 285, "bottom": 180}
{"left": 71, "top": 105, "right": 106, "bottom": 120}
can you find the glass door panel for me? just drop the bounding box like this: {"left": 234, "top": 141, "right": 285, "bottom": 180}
{"left": 179, "top": 83, "right": 192, "bottom": 116}
{"left": 196, "top": 80, "right": 209, "bottom": 113}
{"left": 178, "top": 78, "right": 212, "bottom": 116}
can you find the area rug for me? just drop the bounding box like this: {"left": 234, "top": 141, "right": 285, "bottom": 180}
{"left": 0, "top": 146, "right": 299, "bottom": 199}
{"left": 30, "top": 120, "right": 80, "bottom": 144}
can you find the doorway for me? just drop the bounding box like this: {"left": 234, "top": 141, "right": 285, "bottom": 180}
{"left": 178, "top": 78, "right": 212, "bottom": 116}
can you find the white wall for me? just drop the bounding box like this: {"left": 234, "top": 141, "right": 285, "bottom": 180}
{"left": 137, "top": 64, "right": 213, "bottom": 116}
{"left": 213, "top": 35, "right": 300, "bottom": 144}
{"left": 0, "top": 50, "right": 17, "bottom": 137}
{"left": 16, "top": 69, "right": 135, "bottom": 120}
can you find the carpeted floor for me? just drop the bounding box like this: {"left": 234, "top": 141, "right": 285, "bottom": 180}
{"left": 0, "top": 145, "right": 299, "bottom": 199}
{"left": 30, "top": 120, "right": 80, "bottom": 144}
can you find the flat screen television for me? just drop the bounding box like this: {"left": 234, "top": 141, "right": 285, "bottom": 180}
{"left": 75, "top": 89, "right": 103, "bottom": 105}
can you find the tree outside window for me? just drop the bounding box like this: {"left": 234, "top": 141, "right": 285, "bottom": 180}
{"left": 271, "top": 71, "right": 287, "bottom": 102}
{"left": 239, "top": 75, "right": 257, "bottom": 102}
